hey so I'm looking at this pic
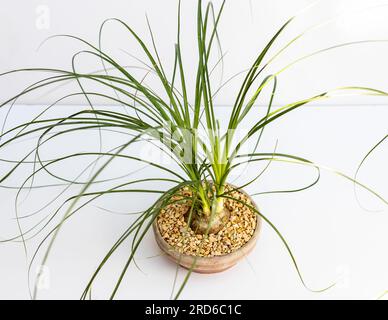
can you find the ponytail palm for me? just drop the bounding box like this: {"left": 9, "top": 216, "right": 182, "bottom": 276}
{"left": 0, "top": 0, "right": 387, "bottom": 299}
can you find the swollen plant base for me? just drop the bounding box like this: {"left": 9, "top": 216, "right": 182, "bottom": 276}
{"left": 153, "top": 185, "right": 261, "bottom": 273}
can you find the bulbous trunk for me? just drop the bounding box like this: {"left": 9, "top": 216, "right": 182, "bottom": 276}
{"left": 189, "top": 198, "right": 230, "bottom": 235}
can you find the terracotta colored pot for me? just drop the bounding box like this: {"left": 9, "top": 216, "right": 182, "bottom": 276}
{"left": 153, "top": 188, "right": 261, "bottom": 274}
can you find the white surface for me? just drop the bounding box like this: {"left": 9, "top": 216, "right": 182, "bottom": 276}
{"left": 2, "top": 0, "right": 388, "bottom": 105}
{"left": 0, "top": 104, "right": 387, "bottom": 300}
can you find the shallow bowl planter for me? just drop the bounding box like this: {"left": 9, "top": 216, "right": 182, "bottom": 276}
{"left": 153, "top": 187, "right": 261, "bottom": 274}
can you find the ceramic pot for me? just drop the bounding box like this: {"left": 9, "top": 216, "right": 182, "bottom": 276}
{"left": 153, "top": 187, "right": 261, "bottom": 274}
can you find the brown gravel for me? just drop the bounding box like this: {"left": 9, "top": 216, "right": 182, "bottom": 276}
{"left": 156, "top": 185, "right": 257, "bottom": 257}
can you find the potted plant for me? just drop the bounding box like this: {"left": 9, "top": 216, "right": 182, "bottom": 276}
{"left": 0, "top": 0, "right": 386, "bottom": 299}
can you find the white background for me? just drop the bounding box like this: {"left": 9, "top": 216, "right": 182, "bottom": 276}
{"left": 0, "top": 0, "right": 387, "bottom": 300}
{"left": 0, "top": 105, "right": 387, "bottom": 300}
{"left": 2, "top": 0, "right": 388, "bottom": 105}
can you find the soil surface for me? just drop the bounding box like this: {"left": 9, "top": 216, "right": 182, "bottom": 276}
{"left": 157, "top": 185, "right": 257, "bottom": 257}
